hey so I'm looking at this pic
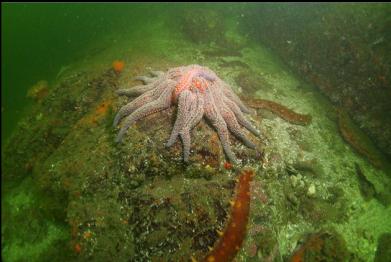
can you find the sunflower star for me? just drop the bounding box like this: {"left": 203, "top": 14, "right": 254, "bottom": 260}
{"left": 113, "top": 64, "right": 260, "bottom": 164}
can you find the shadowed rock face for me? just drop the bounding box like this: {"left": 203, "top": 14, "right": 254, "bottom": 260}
{"left": 180, "top": 8, "right": 226, "bottom": 45}
{"left": 241, "top": 4, "right": 391, "bottom": 161}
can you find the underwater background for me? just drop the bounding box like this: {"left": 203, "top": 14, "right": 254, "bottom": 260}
{"left": 2, "top": 3, "right": 391, "bottom": 261}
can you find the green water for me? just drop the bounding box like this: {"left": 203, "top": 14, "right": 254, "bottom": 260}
{"left": 2, "top": 3, "right": 164, "bottom": 142}
{"left": 2, "top": 3, "right": 391, "bottom": 262}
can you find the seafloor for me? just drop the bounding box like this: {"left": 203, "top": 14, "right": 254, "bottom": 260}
{"left": 2, "top": 9, "right": 391, "bottom": 262}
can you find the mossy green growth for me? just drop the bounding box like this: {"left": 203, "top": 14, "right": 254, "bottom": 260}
{"left": 2, "top": 177, "right": 71, "bottom": 262}
{"left": 375, "top": 233, "right": 391, "bottom": 262}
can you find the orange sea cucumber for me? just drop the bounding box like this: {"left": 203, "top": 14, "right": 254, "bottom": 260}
{"left": 204, "top": 169, "right": 254, "bottom": 262}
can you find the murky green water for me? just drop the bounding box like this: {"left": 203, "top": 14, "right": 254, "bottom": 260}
{"left": 2, "top": 3, "right": 391, "bottom": 262}
{"left": 2, "top": 3, "right": 171, "bottom": 142}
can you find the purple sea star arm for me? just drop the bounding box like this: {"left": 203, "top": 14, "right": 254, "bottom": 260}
{"left": 113, "top": 78, "right": 170, "bottom": 126}
{"left": 208, "top": 82, "right": 257, "bottom": 149}
{"left": 221, "top": 105, "right": 257, "bottom": 149}
{"left": 115, "top": 74, "right": 165, "bottom": 97}
{"left": 115, "top": 81, "right": 175, "bottom": 142}
{"left": 224, "top": 98, "right": 260, "bottom": 137}
{"left": 196, "top": 71, "right": 216, "bottom": 82}
{"left": 116, "top": 84, "right": 155, "bottom": 97}
{"left": 220, "top": 81, "right": 252, "bottom": 114}
{"left": 166, "top": 90, "right": 195, "bottom": 147}
{"left": 150, "top": 71, "right": 164, "bottom": 77}
{"left": 185, "top": 90, "right": 204, "bottom": 130}
{"left": 178, "top": 91, "right": 204, "bottom": 162}
{"left": 113, "top": 90, "right": 155, "bottom": 127}
{"left": 203, "top": 89, "right": 237, "bottom": 164}
{"left": 134, "top": 75, "right": 156, "bottom": 84}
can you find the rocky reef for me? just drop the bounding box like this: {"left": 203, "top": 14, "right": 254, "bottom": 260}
{"left": 2, "top": 57, "right": 263, "bottom": 261}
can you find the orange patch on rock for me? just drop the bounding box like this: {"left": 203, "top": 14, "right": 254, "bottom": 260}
{"left": 224, "top": 162, "right": 233, "bottom": 170}
{"left": 112, "top": 60, "right": 125, "bottom": 73}
{"left": 78, "top": 100, "right": 112, "bottom": 126}
{"left": 74, "top": 243, "right": 82, "bottom": 254}
{"left": 83, "top": 231, "right": 92, "bottom": 239}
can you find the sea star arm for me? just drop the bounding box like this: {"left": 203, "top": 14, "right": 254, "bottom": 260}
{"left": 116, "top": 84, "right": 155, "bottom": 97}
{"left": 204, "top": 90, "right": 238, "bottom": 164}
{"left": 134, "top": 75, "right": 157, "bottom": 84}
{"left": 150, "top": 71, "right": 164, "bottom": 77}
{"left": 113, "top": 78, "right": 171, "bottom": 126}
{"left": 224, "top": 98, "right": 260, "bottom": 137}
{"left": 115, "top": 74, "right": 165, "bottom": 97}
{"left": 113, "top": 89, "right": 156, "bottom": 127}
{"left": 221, "top": 105, "right": 257, "bottom": 149}
{"left": 178, "top": 91, "right": 204, "bottom": 162}
{"left": 220, "top": 82, "right": 252, "bottom": 114}
{"left": 115, "top": 81, "right": 175, "bottom": 142}
{"left": 166, "top": 90, "right": 195, "bottom": 147}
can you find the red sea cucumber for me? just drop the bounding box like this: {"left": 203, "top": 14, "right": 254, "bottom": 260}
{"left": 243, "top": 97, "right": 312, "bottom": 126}
{"left": 204, "top": 169, "right": 254, "bottom": 262}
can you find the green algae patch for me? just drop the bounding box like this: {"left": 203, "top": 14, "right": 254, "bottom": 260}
{"left": 2, "top": 177, "right": 70, "bottom": 262}
{"left": 375, "top": 233, "right": 391, "bottom": 262}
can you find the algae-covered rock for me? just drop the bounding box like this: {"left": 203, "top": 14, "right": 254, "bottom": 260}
{"left": 26, "top": 80, "right": 49, "bottom": 102}
{"left": 2, "top": 58, "right": 265, "bottom": 261}
{"left": 3, "top": 37, "right": 388, "bottom": 262}
{"left": 289, "top": 230, "right": 352, "bottom": 262}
